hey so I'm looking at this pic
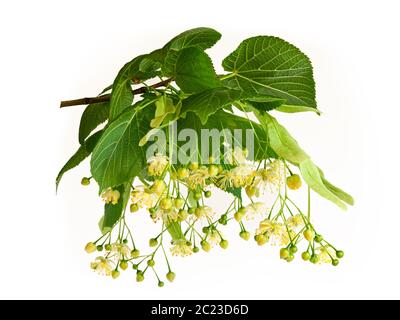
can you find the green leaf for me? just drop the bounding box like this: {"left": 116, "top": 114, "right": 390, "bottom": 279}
{"left": 181, "top": 87, "right": 247, "bottom": 124}
{"left": 225, "top": 187, "right": 242, "bottom": 200}
{"left": 79, "top": 102, "right": 109, "bottom": 144}
{"left": 56, "top": 130, "right": 103, "bottom": 190}
{"left": 162, "top": 27, "right": 221, "bottom": 76}
{"left": 299, "top": 159, "right": 347, "bottom": 210}
{"left": 222, "top": 36, "right": 316, "bottom": 109}
{"left": 318, "top": 169, "right": 354, "bottom": 206}
{"left": 99, "top": 183, "right": 131, "bottom": 234}
{"left": 276, "top": 104, "right": 321, "bottom": 115}
{"left": 245, "top": 97, "right": 286, "bottom": 112}
{"left": 164, "top": 27, "right": 221, "bottom": 52}
{"left": 174, "top": 47, "right": 221, "bottom": 94}
{"left": 109, "top": 54, "right": 161, "bottom": 121}
{"left": 91, "top": 100, "right": 156, "bottom": 192}
{"left": 262, "top": 113, "right": 309, "bottom": 164}
{"left": 150, "top": 95, "right": 176, "bottom": 128}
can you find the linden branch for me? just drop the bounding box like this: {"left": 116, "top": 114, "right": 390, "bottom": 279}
{"left": 59, "top": 78, "right": 172, "bottom": 108}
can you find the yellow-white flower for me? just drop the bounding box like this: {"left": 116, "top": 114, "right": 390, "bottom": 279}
{"left": 208, "top": 230, "right": 222, "bottom": 247}
{"left": 259, "top": 160, "right": 285, "bottom": 191}
{"left": 257, "top": 219, "right": 290, "bottom": 246}
{"left": 243, "top": 202, "right": 266, "bottom": 220}
{"left": 230, "top": 165, "right": 256, "bottom": 188}
{"left": 286, "top": 214, "right": 305, "bottom": 231}
{"left": 153, "top": 207, "right": 179, "bottom": 223}
{"left": 90, "top": 257, "right": 113, "bottom": 276}
{"left": 194, "top": 206, "right": 214, "bottom": 220}
{"left": 131, "top": 186, "right": 158, "bottom": 208}
{"left": 147, "top": 153, "right": 169, "bottom": 176}
{"left": 170, "top": 240, "right": 193, "bottom": 257}
{"left": 225, "top": 147, "right": 249, "bottom": 165}
{"left": 101, "top": 188, "right": 120, "bottom": 205}
{"left": 111, "top": 243, "right": 131, "bottom": 260}
{"left": 315, "top": 246, "right": 336, "bottom": 264}
{"left": 187, "top": 167, "right": 210, "bottom": 190}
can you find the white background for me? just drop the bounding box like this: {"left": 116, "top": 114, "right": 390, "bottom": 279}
{"left": 0, "top": 0, "right": 399, "bottom": 299}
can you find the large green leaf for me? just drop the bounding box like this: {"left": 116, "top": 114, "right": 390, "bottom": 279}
{"left": 162, "top": 27, "right": 221, "bottom": 76}
{"left": 175, "top": 47, "right": 221, "bottom": 94}
{"left": 109, "top": 54, "right": 161, "bottom": 121}
{"left": 181, "top": 88, "right": 248, "bottom": 124}
{"left": 222, "top": 36, "right": 316, "bottom": 109}
{"left": 299, "top": 159, "right": 347, "bottom": 210}
{"left": 99, "top": 183, "right": 130, "bottom": 234}
{"left": 79, "top": 102, "right": 109, "bottom": 144}
{"left": 91, "top": 100, "right": 156, "bottom": 191}
{"left": 56, "top": 130, "right": 103, "bottom": 190}
{"left": 262, "top": 113, "right": 309, "bottom": 164}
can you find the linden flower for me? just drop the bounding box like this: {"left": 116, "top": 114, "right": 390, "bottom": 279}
{"left": 110, "top": 243, "right": 131, "bottom": 260}
{"left": 152, "top": 208, "right": 179, "bottom": 223}
{"left": 286, "top": 214, "right": 305, "bottom": 231}
{"left": 170, "top": 240, "right": 193, "bottom": 257}
{"left": 259, "top": 160, "right": 285, "bottom": 191}
{"left": 225, "top": 147, "right": 249, "bottom": 165}
{"left": 90, "top": 257, "right": 113, "bottom": 276}
{"left": 315, "top": 246, "right": 336, "bottom": 264}
{"left": 131, "top": 186, "right": 157, "bottom": 208}
{"left": 101, "top": 188, "right": 120, "bottom": 205}
{"left": 187, "top": 167, "right": 210, "bottom": 190}
{"left": 257, "top": 219, "right": 290, "bottom": 246}
{"left": 231, "top": 165, "right": 256, "bottom": 188}
{"left": 208, "top": 230, "right": 222, "bottom": 247}
{"left": 147, "top": 153, "right": 169, "bottom": 176}
{"left": 243, "top": 202, "right": 266, "bottom": 220}
{"left": 193, "top": 206, "right": 214, "bottom": 220}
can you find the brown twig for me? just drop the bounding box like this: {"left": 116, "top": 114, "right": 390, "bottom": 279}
{"left": 60, "top": 78, "right": 172, "bottom": 108}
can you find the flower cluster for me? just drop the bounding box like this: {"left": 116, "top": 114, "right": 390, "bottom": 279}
{"left": 82, "top": 151, "right": 344, "bottom": 286}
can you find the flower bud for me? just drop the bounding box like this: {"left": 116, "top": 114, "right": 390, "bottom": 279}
{"left": 301, "top": 252, "right": 311, "bottom": 261}
{"left": 280, "top": 248, "right": 290, "bottom": 259}
{"left": 201, "top": 240, "right": 211, "bottom": 252}
{"left": 111, "top": 270, "right": 120, "bottom": 279}
{"left": 147, "top": 259, "right": 155, "bottom": 267}
{"left": 219, "top": 240, "right": 229, "bottom": 249}
{"left": 208, "top": 165, "right": 219, "bottom": 177}
{"left": 130, "top": 203, "right": 139, "bottom": 213}
{"left": 81, "top": 177, "right": 91, "bottom": 186}
{"left": 173, "top": 198, "right": 185, "bottom": 209}
{"left": 136, "top": 272, "right": 145, "bottom": 282}
{"left": 158, "top": 281, "right": 165, "bottom": 287}
{"left": 160, "top": 197, "right": 173, "bottom": 210}
{"left": 286, "top": 174, "right": 302, "bottom": 190}
{"left": 166, "top": 271, "right": 176, "bottom": 282}
{"left": 177, "top": 167, "right": 189, "bottom": 179}
{"left": 204, "top": 190, "right": 212, "bottom": 198}
{"left": 240, "top": 231, "right": 250, "bottom": 241}
{"left": 120, "top": 260, "right": 128, "bottom": 270}
{"left": 189, "top": 162, "right": 198, "bottom": 170}
{"left": 336, "top": 250, "right": 344, "bottom": 259}
{"left": 149, "top": 238, "right": 158, "bottom": 247}
{"left": 84, "top": 242, "right": 96, "bottom": 254}
{"left": 131, "top": 249, "right": 140, "bottom": 258}
{"left": 332, "top": 259, "right": 340, "bottom": 266}
{"left": 255, "top": 234, "right": 268, "bottom": 246}
{"left": 177, "top": 209, "right": 188, "bottom": 221}
{"left": 303, "top": 229, "right": 315, "bottom": 242}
